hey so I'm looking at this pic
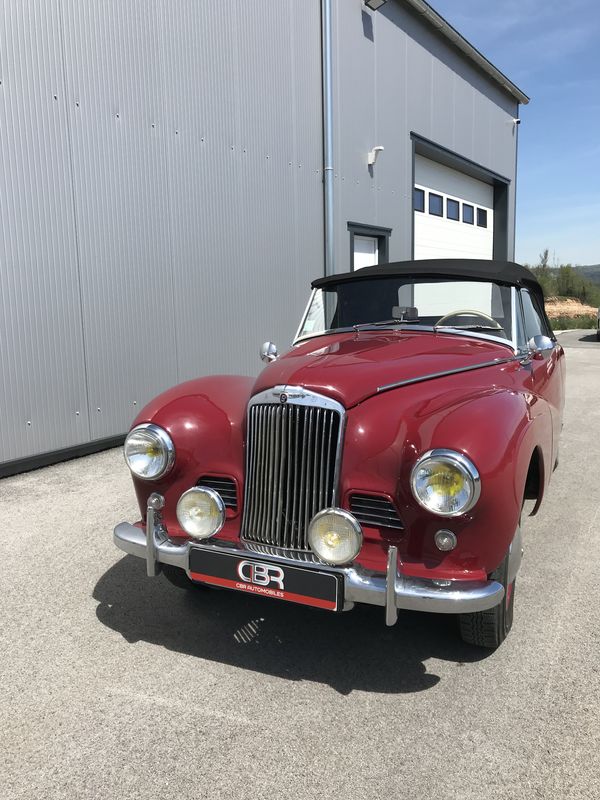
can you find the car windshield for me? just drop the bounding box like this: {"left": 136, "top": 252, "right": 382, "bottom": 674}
{"left": 296, "top": 276, "right": 514, "bottom": 342}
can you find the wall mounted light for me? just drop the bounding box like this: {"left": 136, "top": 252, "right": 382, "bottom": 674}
{"left": 364, "top": 0, "right": 388, "bottom": 10}
{"left": 367, "top": 145, "right": 384, "bottom": 166}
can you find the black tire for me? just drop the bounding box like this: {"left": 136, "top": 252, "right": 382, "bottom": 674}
{"left": 459, "top": 550, "right": 515, "bottom": 649}
{"left": 596, "top": 327, "right": 600, "bottom": 341}
{"left": 161, "top": 563, "right": 207, "bottom": 591}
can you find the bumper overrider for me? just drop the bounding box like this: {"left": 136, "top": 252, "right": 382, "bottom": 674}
{"left": 113, "top": 494, "right": 519, "bottom": 626}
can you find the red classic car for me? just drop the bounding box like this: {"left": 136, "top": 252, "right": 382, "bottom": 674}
{"left": 114, "top": 259, "right": 565, "bottom": 648}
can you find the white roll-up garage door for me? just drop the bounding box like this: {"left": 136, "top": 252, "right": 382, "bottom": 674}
{"left": 414, "top": 155, "right": 494, "bottom": 260}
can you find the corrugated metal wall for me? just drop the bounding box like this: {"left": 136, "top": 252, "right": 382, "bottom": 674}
{"left": 332, "top": 0, "right": 519, "bottom": 269}
{"left": 0, "top": 0, "right": 323, "bottom": 464}
{"left": 0, "top": 0, "right": 521, "bottom": 468}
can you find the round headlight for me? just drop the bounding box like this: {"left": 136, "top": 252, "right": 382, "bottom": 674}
{"left": 411, "top": 449, "right": 480, "bottom": 517}
{"left": 308, "top": 508, "right": 363, "bottom": 565}
{"left": 176, "top": 487, "right": 225, "bottom": 540}
{"left": 124, "top": 423, "right": 175, "bottom": 480}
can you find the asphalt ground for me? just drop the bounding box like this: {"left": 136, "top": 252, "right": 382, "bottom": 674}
{"left": 1, "top": 328, "right": 598, "bottom": 800}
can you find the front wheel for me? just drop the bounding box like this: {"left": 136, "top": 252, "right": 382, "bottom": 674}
{"left": 458, "top": 550, "right": 515, "bottom": 648}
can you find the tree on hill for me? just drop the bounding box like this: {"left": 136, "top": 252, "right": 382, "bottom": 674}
{"left": 528, "top": 249, "right": 600, "bottom": 306}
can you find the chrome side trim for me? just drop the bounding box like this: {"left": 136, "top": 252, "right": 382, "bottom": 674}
{"left": 377, "top": 356, "right": 517, "bottom": 394}
{"left": 114, "top": 521, "right": 505, "bottom": 618}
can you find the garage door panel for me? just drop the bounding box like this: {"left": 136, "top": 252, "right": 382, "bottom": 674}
{"left": 414, "top": 155, "right": 494, "bottom": 261}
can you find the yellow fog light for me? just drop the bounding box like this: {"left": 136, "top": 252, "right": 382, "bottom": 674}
{"left": 308, "top": 509, "right": 363, "bottom": 565}
{"left": 176, "top": 487, "right": 225, "bottom": 540}
{"left": 411, "top": 449, "right": 480, "bottom": 517}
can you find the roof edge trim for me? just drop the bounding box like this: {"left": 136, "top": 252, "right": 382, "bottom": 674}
{"left": 401, "top": 0, "right": 530, "bottom": 105}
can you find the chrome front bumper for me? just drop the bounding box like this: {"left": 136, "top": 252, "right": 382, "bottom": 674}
{"left": 114, "top": 495, "right": 510, "bottom": 626}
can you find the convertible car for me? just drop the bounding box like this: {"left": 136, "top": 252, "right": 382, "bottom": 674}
{"left": 114, "top": 259, "right": 565, "bottom": 648}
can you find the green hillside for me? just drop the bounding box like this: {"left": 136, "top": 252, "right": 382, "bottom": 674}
{"left": 524, "top": 251, "right": 599, "bottom": 328}
{"left": 575, "top": 265, "right": 600, "bottom": 285}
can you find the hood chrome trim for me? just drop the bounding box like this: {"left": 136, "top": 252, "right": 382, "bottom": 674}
{"left": 377, "top": 356, "right": 517, "bottom": 394}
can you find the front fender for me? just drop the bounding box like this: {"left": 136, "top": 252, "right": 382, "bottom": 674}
{"left": 129, "top": 375, "right": 255, "bottom": 527}
{"left": 342, "top": 372, "right": 552, "bottom": 577}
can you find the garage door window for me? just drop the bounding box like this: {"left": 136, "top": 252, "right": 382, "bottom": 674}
{"left": 414, "top": 188, "right": 425, "bottom": 212}
{"left": 463, "top": 204, "right": 474, "bottom": 225}
{"left": 447, "top": 198, "right": 459, "bottom": 221}
{"left": 477, "top": 208, "right": 488, "bottom": 228}
{"left": 429, "top": 193, "right": 443, "bottom": 217}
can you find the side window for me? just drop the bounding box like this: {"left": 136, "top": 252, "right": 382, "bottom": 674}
{"left": 521, "top": 290, "right": 549, "bottom": 340}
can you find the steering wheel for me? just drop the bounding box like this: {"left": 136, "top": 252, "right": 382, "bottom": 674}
{"left": 436, "top": 309, "right": 502, "bottom": 329}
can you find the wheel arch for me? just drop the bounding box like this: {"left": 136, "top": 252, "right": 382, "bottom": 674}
{"left": 523, "top": 445, "right": 546, "bottom": 515}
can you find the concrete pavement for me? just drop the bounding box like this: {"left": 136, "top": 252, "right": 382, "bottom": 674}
{"left": 1, "top": 330, "right": 598, "bottom": 799}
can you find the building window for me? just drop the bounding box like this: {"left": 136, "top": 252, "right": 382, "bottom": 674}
{"left": 414, "top": 188, "right": 425, "bottom": 213}
{"left": 347, "top": 222, "right": 392, "bottom": 270}
{"left": 463, "top": 204, "right": 474, "bottom": 225}
{"left": 429, "top": 193, "right": 443, "bottom": 217}
{"left": 477, "top": 208, "right": 488, "bottom": 228}
{"left": 353, "top": 236, "right": 378, "bottom": 270}
{"left": 447, "top": 198, "right": 460, "bottom": 221}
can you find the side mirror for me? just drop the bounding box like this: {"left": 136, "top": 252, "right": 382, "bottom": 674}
{"left": 528, "top": 335, "right": 554, "bottom": 359}
{"left": 260, "top": 341, "right": 279, "bottom": 363}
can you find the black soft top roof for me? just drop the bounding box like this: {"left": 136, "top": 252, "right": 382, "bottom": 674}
{"left": 312, "top": 259, "right": 542, "bottom": 298}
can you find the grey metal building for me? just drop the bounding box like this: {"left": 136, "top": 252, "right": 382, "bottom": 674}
{"left": 0, "top": 0, "right": 528, "bottom": 475}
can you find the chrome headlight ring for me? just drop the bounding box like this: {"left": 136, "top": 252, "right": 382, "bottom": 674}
{"left": 410, "top": 449, "right": 481, "bottom": 517}
{"left": 176, "top": 486, "right": 226, "bottom": 540}
{"left": 308, "top": 508, "right": 363, "bottom": 565}
{"left": 124, "top": 423, "right": 175, "bottom": 481}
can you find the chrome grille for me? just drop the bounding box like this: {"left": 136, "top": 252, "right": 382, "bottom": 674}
{"left": 241, "top": 399, "right": 342, "bottom": 551}
{"left": 196, "top": 476, "right": 237, "bottom": 511}
{"left": 349, "top": 494, "right": 404, "bottom": 530}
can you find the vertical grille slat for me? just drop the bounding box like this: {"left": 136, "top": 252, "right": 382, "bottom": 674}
{"left": 241, "top": 398, "right": 341, "bottom": 551}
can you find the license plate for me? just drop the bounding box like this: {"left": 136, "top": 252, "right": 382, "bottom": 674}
{"left": 188, "top": 549, "right": 343, "bottom": 611}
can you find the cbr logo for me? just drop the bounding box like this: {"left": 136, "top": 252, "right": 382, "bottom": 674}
{"left": 237, "top": 561, "right": 285, "bottom": 590}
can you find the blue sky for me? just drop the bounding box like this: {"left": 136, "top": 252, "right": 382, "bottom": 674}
{"left": 430, "top": 0, "right": 600, "bottom": 266}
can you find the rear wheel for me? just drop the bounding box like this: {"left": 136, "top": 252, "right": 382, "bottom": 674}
{"left": 459, "top": 550, "right": 515, "bottom": 649}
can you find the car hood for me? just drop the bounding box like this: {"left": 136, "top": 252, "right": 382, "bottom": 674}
{"left": 252, "top": 331, "right": 514, "bottom": 408}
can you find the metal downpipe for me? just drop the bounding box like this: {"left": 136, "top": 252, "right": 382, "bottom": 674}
{"left": 321, "top": 0, "right": 335, "bottom": 276}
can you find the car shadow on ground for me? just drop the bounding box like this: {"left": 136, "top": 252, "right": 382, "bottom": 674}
{"left": 576, "top": 332, "right": 598, "bottom": 342}
{"left": 94, "top": 555, "right": 492, "bottom": 695}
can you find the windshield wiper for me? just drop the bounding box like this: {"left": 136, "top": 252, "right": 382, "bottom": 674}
{"left": 434, "top": 324, "right": 502, "bottom": 332}
{"left": 353, "top": 317, "right": 420, "bottom": 331}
